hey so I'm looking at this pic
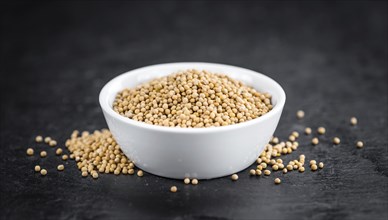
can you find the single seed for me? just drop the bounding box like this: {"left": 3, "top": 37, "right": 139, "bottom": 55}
{"left": 264, "top": 170, "right": 271, "bottom": 176}
{"left": 249, "top": 169, "right": 256, "bottom": 175}
{"left": 318, "top": 162, "right": 324, "bottom": 169}
{"left": 55, "top": 148, "right": 63, "bottom": 155}
{"left": 34, "top": 165, "right": 41, "bottom": 172}
{"left": 260, "top": 163, "right": 267, "bottom": 169}
{"left": 62, "top": 154, "right": 68, "bottom": 161}
{"left": 333, "top": 137, "right": 340, "bottom": 145}
{"left": 317, "top": 127, "right": 326, "bottom": 135}
{"left": 44, "top": 137, "right": 51, "bottom": 143}
{"left": 274, "top": 178, "right": 281, "bottom": 184}
{"left": 49, "top": 140, "right": 57, "bottom": 147}
{"left": 57, "top": 164, "right": 64, "bottom": 171}
{"left": 292, "top": 131, "right": 299, "bottom": 138}
{"left": 289, "top": 135, "right": 296, "bottom": 142}
{"left": 191, "top": 179, "right": 199, "bottom": 185}
{"left": 350, "top": 117, "right": 358, "bottom": 126}
{"left": 272, "top": 164, "right": 279, "bottom": 171}
{"left": 40, "top": 169, "right": 47, "bottom": 176}
{"left": 40, "top": 151, "right": 47, "bottom": 158}
{"left": 256, "top": 170, "right": 262, "bottom": 175}
{"left": 170, "top": 186, "right": 177, "bottom": 193}
{"left": 305, "top": 127, "right": 312, "bottom": 135}
{"left": 26, "top": 148, "right": 34, "bottom": 156}
{"left": 356, "top": 141, "right": 364, "bottom": 148}
{"left": 311, "top": 164, "right": 318, "bottom": 171}
{"left": 311, "top": 137, "right": 319, "bottom": 145}
{"left": 299, "top": 167, "right": 305, "bottom": 172}
{"left": 92, "top": 172, "right": 99, "bottom": 179}
{"left": 296, "top": 110, "right": 305, "bottom": 119}
{"left": 231, "top": 174, "right": 239, "bottom": 181}
{"left": 82, "top": 171, "right": 88, "bottom": 177}
{"left": 35, "top": 136, "right": 43, "bottom": 143}
{"left": 184, "top": 178, "right": 190, "bottom": 184}
{"left": 137, "top": 170, "right": 144, "bottom": 177}
{"left": 286, "top": 165, "right": 293, "bottom": 171}
{"left": 283, "top": 168, "right": 288, "bottom": 174}
{"left": 310, "top": 160, "right": 317, "bottom": 166}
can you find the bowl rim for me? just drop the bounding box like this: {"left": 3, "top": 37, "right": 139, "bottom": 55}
{"left": 99, "top": 62, "right": 286, "bottom": 134}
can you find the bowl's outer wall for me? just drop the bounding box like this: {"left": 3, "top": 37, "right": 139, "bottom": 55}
{"left": 102, "top": 108, "right": 282, "bottom": 179}
{"left": 100, "top": 63, "right": 285, "bottom": 179}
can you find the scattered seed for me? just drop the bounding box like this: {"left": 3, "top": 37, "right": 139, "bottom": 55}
{"left": 350, "top": 117, "right": 358, "bottom": 126}
{"left": 192, "top": 179, "right": 199, "bottom": 185}
{"left": 317, "top": 127, "right": 326, "bottom": 135}
{"left": 289, "top": 135, "right": 296, "bottom": 142}
{"left": 333, "top": 137, "right": 340, "bottom": 145}
{"left": 310, "top": 160, "right": 317, "bottom": 166}
{"left": 92, "top": 172, "right": 99, "bottom": 179}
{"left": 286, "top": 165, "right": 293, "bottom": 171}
{"left": 231, "top": 174, "right": 239, "bottom": 181}
{"left": 304, "top": 127, "right": 312, "bottom": 135}
{"left": 356, "top": 141, "right": 364, "bottom": 148}
{"left": 311, "top": 164, "right": 318, "bottom": 171}
{"left": 35, "top": 136, "right": 43, "bottom": 143}
{"left": 55, "top": 148, "right": 63, "bottom": 155}
{"left": 137, "top": 170, "right": 144, "bottom": 177}
{"left": 318, "top": 162, "right": 324, "bottom": 169}
{"left": 44, "top": 137, "right": 51, "bottom": 143}
{"left": 57, "top": 164, "right": 64, "bottom": 171}
{"left": 311, "top": 137, "right": 319, "bottom": 145}
{"left": 272, "top": 164, "right": 279, "bottom": 171}
{"left": 40, "top": 169, "right": 47, "bottom": 176}
{"left": 256, "top": 170, "right": 262, "bottom": 176}
{"left": 26, "top": 148, "right": 34, "bottom": 156}
{"left": 170, "top": 186, "right": 177, "bottom": 193}
{"left": 40, "top": 151, "right": 47, "bottom": 158}
{"left": 62, "top": 154, "right": 68, "bottom": 161}
{"left": 299, "top": 167, "right": 305, "bottom": 172}
{"left": 49, "top": 140, "right": 57, "bottom": 147}
{"left": 264, "top": 170, "right": 271, "bottom": 176}
{"left": 296, "top": 110, "right": 305, "bottom": 119}
{"left": 81, "top": 171, "right": 88, "bottom": 177}
{"left": 184, "top": 178, "right": 190, "bottom": 184}
{"left": 274, "top": 178, "right": 281, "bottom": 184}
{"left": 250, "top": 169, "right": 256, "bottom": 175}
{"left": 283, "top": 168, "right": 288, "bottom": 174}
{"left": 34, "top": 165, "right": 41, "bottom": 172}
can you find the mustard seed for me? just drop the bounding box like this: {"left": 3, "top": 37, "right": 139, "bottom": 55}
{"left": 35, "top": 136, "right": 43, "bottom": 143}
{"left": 283, "top": 168, "right": 288, "bottom": 174}
{"left": 170, "top": 186, "right": 177, "bottom": 193}
{"left": 81, "top": 171, "right": 88, "bottom": 177}
{"left": 299, "top": 167, "right": 305, "bottom": 172}
{"left": 310, "top": 160, "right": 317, "bottom": 166}
{"left": 296, "top": 110, "right": 305, "bottom": 119}
{"left": 49, "top": 140, "right": 57, "bottom": 147}
{"left": 231, "top": 174, "right": 239, "bottom": 181}
{"left": 333, "top": 137, "right": 340, "bottom": 145}
{"left": 350, "top": 117, "right": 358, "bottom": 126}
{"left": 286, "top": 165, "right": 293, "bottom": 171}
{"left": 289, "top": 135, "right": 296, "bottom": 142}
{"left": 92, "top": 172, "right": 99, "bottom": 179}
{"left": 356, "top": 141, "right": 364, "bottom": 148}
{"left": 274, "top": 178, "right": 281, "bottom": 184}
{"left": 311, "top": 137, "right": 319, "bottom": 145}
{"left": 311, "top": 164, "right": 318, "bottom": 171}
{"left": 192, "top": 179, "right": 199, "bottom": 185}
{"left": 26, "top": 148, "right": 34, "bottom": 156}
{"left": 256, "top": 170, "right": 262, "bottom": 176}
{"left": 317, "top": 127, "right": 326, "bottom": 135}
{"left": 40, "top": 169, "right": 47, "bottom": 176}
{"left": 44, "top": 137, "right": 51, "bottom": 143}
{"left": 40, "top": 151, "right": 47, "bottom": 158}
{"left": 292, "top": 131, "right": 299, "bottom": 138}
{"left": 34, "top": 165, "right": 41, "bottom": 172}
{"left": 57, "top": 164, "right": 64, "bottom": 171}
{"left": 318, "top": 162, "right": 324, "bottom": 169}
{"left": 184, "top": 178, "right": 190, "bottom": 184}
{"left": 62, "top": 154, "right": 68, "bottom": 161}
{"left": 304, "top": 127, "right": 312, "bottom": 135}
{"left": 55, "top": 148, "right": 63, "bottom": 155}
{"left": 137, "top": 170, "right": 144, "bottom": 177}
{"left": 250, "top": 169, "right": 256, "bottom": 175}
{"left": 272, "top": 164, "right": 279, "bottom": 171}
{"left": 264, "top": 170, "right": 271, "bottom": 176}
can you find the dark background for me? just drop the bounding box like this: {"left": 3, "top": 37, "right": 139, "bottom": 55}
{"left": 1, "top": 1, "right": 387, "bottom": 220}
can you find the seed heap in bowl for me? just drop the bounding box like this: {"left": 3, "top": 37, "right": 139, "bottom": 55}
{"left": 113, "top": 69, "right": 273, "bottom": 128}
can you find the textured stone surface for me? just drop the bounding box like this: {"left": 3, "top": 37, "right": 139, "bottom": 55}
{"left": 0, "top": 1, "right": 387, "bottom": 219}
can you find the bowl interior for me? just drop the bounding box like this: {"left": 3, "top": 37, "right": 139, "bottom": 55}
{"left": 100, "top": 62, "right": 285, "bottom": 127}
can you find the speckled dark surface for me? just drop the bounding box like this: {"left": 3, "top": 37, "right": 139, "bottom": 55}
{"left": 0, "top": 1, "right": 387, "bottom": 220}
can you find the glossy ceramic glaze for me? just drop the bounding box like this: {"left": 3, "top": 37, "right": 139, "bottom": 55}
{"left": 99, "top": 63, "right": 286, "bottom": 179}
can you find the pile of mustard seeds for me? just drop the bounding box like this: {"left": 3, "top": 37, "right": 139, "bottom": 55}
{"left": 113, "top": 69, "right": 273, "bottom": 128}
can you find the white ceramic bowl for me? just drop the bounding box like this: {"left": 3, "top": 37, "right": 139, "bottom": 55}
{"left": 99, "top": 63, "right": 286, "bottom": 179}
